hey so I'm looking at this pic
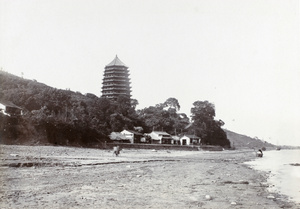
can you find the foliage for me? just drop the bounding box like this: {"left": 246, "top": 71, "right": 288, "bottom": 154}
{"left": 0, "top": 71, "right": 136, "bottom": 146}
{"left": 164, "top": 97, "right": 180, "bottom": 111}
{"left": 0, "top": 71, "right": 231, "bottom": 147}
{"left": 137, "top": 98, "right": 189, "bottom": 134}
{"left": 190, "top": 100, "right": 230, "bottom": 147}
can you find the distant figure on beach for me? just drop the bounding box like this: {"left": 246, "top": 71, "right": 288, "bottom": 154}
{"left": 113, "top": 146, "right": 121, "bottom": 157}
{"left": 256, "top": 149, "right": 263, "bottom": 157}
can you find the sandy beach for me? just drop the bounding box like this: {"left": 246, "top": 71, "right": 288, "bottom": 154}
{"left": 0, "top": 145, "right": 298, "bottom": 209}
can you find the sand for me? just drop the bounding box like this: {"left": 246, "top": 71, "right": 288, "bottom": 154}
{"left": 0, "top": 145, "right": 298, "bottom": 209}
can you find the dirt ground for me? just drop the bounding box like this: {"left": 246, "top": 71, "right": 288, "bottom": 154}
{"left": 0, "top": 145, "right": 298, "bottom": 209}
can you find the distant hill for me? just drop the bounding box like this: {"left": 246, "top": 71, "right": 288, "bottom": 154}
{"left": 224, "top": 129, "right": 276, "bottom": 149}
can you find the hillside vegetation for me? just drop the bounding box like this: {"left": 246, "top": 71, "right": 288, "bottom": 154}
{"left": 0, "top": 70, "right": 266, "bottom": 148}
{"left": 225, "top": 129, "right": 275, "bottom": 149}
{"left": 0, "top": 71, "right": 119, "bottom": 146}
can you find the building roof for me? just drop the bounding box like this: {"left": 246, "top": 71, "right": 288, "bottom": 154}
{"left": 151, "top": 131, "right": 171, "bottom": 136}
{"left": 106, "top": 55, "right": 127, "bottom": 67}
{"left": 0, "top": 99, "right": 22, "bottom": 109}
{"left": 109, "top": 132, "right": 128, "bottom": 140}
{"left": 182, "top": 134, "right": 200, "bottom": 139}
{"left": 122, "top": 129, "right": 144, "bottom": 136}
{"left": 171, "top": 135, "right": 180, "bottom": 140}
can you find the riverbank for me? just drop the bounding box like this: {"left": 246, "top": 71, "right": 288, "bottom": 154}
{"left": 0, "top": 145, "right": 298, "bottom": 208}
{"left": 246, "top": 149, "right": 300, "bottom": 204}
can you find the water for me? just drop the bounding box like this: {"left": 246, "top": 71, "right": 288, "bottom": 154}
{"left": 245, "top": 149, "right": 300, "bottom": 203}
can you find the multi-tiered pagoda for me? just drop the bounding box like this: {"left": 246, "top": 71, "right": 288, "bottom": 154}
{"left": 101, "top": 56, "right": 131, "bottom": 100}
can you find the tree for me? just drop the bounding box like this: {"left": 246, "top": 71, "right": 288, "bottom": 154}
{"left": 109, "top": 113, "right": 126, "bottom": 132}
{"left": 137, "top": 98, "right": 189, "bottom": 134}
{"left": 103, "top": 95, "right": 140, "bottom": 132}
{"left": 173, "top": 113, "right": 190, "bottom": 134}
{"left": 113, "top": 95, "right": 132, "bottom": 116}
{"left": 191, "top": 101, "right": 215, "bottom": 122}
{"left": 164, "top": 97, "right": 180, "bottom": 111}
{"left": 130, "top": 98, "right": 139, "bottom": 109}
{"left": 191, "top": 100, "right": 230, "bottom": 147}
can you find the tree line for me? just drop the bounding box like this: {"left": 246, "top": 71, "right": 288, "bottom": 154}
{"left": 0, "top": 71, "right": 230, "bottom": 147}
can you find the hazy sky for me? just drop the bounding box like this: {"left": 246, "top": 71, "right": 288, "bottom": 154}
{"left": 1, "top": 0, "right": 299, "bottom": 146}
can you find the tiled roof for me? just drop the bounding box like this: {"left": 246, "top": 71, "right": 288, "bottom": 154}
{"left": 106, "top": 55, "right": 127, "bottom": 67}
{"left": 152, "top": 131, "right": 171, "bottom": 135}
{"left": 184, "top": 134, "right": 200, "bottom": 139}
{"left": 124, "top": 130, "right": 144, "bottom": 136}
{"left": 0, "top": 99, "right": 22, "bottom": 109}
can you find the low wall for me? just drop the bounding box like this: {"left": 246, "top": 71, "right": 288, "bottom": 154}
{"left": 200, "top": 145, "right": 224, "bottom": 151}
{"left": 105, "top": 143, "right": 200, "bottom": 151}
{"left": 104, "top": 143, "right": 224, "bottom": 151}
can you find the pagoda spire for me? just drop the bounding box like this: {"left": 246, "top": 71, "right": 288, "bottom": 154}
{"left": 105, "top": 55, "right": 127, "bottom": 67}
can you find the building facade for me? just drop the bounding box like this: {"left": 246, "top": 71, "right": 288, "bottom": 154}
{"left": 147, "top": 131, "right": 172, "bottom": 144}
{"left": 101, "top": 55, "right": 131, "bottom": 100}
{"left": 120, "top": 130, "right": 144, "bottom": 144}
{"left": 180, "top": 135, "right": 201, "bottom": 145}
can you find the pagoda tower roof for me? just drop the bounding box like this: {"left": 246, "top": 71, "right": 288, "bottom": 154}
{"left": 106, "top": 55, "right": 128, "bottom": 68}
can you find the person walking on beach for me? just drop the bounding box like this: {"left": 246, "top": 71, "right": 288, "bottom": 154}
{"left": 113, "top": 146, "right": 121, "bottom": 157}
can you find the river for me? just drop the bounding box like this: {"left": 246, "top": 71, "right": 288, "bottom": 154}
{"left": 245, "top": 149, "right": 300, "bottom": 204}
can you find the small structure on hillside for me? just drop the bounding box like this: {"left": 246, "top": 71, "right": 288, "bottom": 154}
{"left": 180, "top": 134, "right": 201, "bottom": 145}
{"left": 0, "top": 100, "right": 22, "bottom": 117}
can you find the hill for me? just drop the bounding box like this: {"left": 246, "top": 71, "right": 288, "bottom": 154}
{"left": 1, "top": 70, "right": 275, "bottom": 149}
{"left": 0, "top": 70, "right": 122, "bottom": 146}
{"left": 224, "top": 129, "right": 276, "bottom": 149}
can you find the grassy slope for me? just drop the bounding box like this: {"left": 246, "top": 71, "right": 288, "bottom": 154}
{"left": 224, "top": 129, "right": 275, "bottom": 149}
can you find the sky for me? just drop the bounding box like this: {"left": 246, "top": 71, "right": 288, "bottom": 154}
{"left": 1, "top": 0, "right": 299, "bottom": 146}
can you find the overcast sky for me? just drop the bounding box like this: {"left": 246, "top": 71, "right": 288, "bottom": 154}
{"left": 1, "top": 0, "right": 299, "bottom": 146}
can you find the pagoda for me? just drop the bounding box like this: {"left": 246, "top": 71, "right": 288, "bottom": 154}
{"left": 101, "top": 55, "right": 131, "bottom": 100}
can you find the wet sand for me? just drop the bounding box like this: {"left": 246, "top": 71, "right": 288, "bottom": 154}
{"left": 0, "top": 145, "right": 298, "bottom": 208}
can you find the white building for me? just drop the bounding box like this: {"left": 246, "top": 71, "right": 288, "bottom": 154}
{"left": 180, "top": 135, "right": 201, "bottom": 145}
{"left": 120, "top": 130, "right": 143, "bottom": 143}
{"left": 147, "top": 131, "right": 172, "bottom": 144}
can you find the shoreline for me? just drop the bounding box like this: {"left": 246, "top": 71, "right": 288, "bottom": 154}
{"left": 245, "top": 149, "right": 300, "bottom": 205}
{"left": 0, "top": 145, "right": 298, "bottom": 208}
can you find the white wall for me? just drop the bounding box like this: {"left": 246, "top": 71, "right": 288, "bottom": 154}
{"left": 180, "top": 136, "right": 191, "bottom": 145}
{"left": 121, "top": 130, "right": 134, "bottom": 143}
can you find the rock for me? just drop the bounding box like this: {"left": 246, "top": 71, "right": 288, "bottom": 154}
{"left": 238, "top": 180, "right": 249, "bottom": 184}
{"left": 126, "top": 165, "right": 131, "bottom": 168}
{"left": 267, "top": 195, "right": 275, "bottom": 199}
{"left": 10, "top": 154, "right": 19, "bottom": 157}
{"left": 205, "top": 195, "right": 211, "bottom": 200}
{"left": 136, "top": 175, "right": 141, "bottom": 178}
{"left": 224, "top": 180, "right": 249, "bottom": 184}
{"left": 231, "top": 201, "right": 237, "bottom": 205}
